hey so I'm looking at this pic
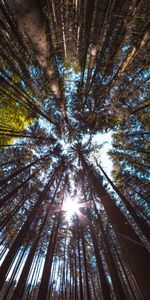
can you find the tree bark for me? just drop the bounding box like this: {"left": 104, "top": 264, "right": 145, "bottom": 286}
{"left": 80, "top": 154, "right": 150, "bottom": 299}
{"left": 96, "top": 162, "right": 150, "bottom": 241}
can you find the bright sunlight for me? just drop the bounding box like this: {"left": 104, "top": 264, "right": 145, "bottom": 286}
{"left": 63, "top": 197, "right": 79, "bottom": 221}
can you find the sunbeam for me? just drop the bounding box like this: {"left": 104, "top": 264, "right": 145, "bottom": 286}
{"left": 62, "top": 197, "right": 79, "bottom": 221}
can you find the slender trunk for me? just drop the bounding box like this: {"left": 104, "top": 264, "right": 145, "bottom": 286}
{"left": 80, "top": 154, "right": 150, "bottom": 299}
{"left": 74, "top": 250, "right": 78, "bottom": 300}
{"left": 0, "top": 164, "right": 60, "bottom": 290}
{"left": 80, "top": 224, "right": 91, "bottom": 300}
{"left": 92, "top": 200, "right": 126, "bottom": 300}
{"left": 11, "top": 235, "right": 40, "bottom": 300}
{"left": 0, "top": 167, "right": 41, "bottom": 210}
{"left": 0, "top": 159, "right": 17, "bottom": 169}
{"left": 37, "top": 215, "right": 61, "bottom": 300}
{"left": 77, "top": 232, "right": 84, "bottom": 300}
{"left": 0, "top": 70, "right": 57, "bottom": 126}
{"left": 0, "top": 152, "right": 50, "bottom": 186}
{"left": 132, "top": 102, "right": 150, "bottom": 114}
{"left": 126, "top": 181, "right": 150, "bottom": 204}
{"left": 89, "top": 223, "right": 112, "bottom": 300}
{"left": 96, "top": 162, "right": 150, "bottom": 241}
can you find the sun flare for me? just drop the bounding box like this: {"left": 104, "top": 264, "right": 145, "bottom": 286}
{"left": 63, "top": 197, "right": 79, "bottom": 221}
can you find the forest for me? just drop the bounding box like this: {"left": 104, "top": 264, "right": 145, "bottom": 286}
{"left": 0, "top": 0, "right": 150, "bottom": 299}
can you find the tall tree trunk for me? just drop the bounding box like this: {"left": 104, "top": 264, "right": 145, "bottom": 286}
{"left": 92, "top": 199, "right": 126, "bottom": 300}
{"left": 11, "top": 232, "right": 41, "bottom": 300}
{"left": 80, "top": 154, "right": 150, "bottom": 299}
{"left": 77, "top": 230, "right": 84, "bottom": 300}
{"left": 37, "top": 215, "right": 61, "bottom": 300}
{"left": 0, "top": 167, "right": 41, "bottom": 210}
{"left": 89, "top": 223, "right": 112, "bottom": 300}
{"left": 0, "top": 164, "right": 61, "bottom": 290}
{"left": 80, "top": 224, "right": 91, "bottom": 300}
{"left": 0, "top": 152, "right": 50, "bottom": 186}
{"left": 96, "top": 162, "right": 150, "bottom": 241}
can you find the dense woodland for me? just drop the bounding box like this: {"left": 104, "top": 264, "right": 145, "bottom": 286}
{"left": 0, "top": 0, "right": 150, "bottom": 299}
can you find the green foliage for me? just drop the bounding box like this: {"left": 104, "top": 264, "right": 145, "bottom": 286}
{"left": 0, "top": 76, "right": 33, "bottom": 146}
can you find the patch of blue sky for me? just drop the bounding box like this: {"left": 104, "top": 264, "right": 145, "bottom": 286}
{"left": 29, "top": 66, "right": 41, "bottom": 77}
{"left": 81, "top": 131, "right": 113, "bottom": 179}
{"left": 0, "top": 69, "right": 12, "bottom": 78}
{"left": 27, "top": 256, "right": 45, "bottom": 284}
{"left": 38, "top": 118, "right": 52, "bottom": 132}
{"left": 144, "top": 69, "right": 150, "bottom": 78}
{"left": 17, "top": 78, "right": 27, "bottom": 90}
{"left": 3, "top": 248, "right": 45, "bottom": 285}
{"left": 5, "top": 249, "right": 27, "bottom": 282}
{"left": 92, "top": 131, "right": 113, "bottom": 178}
{"left": 0, "top": 245, "right": 8, "bottom": 265}
{"left": 122, "top": 44, "right": 131, "bottom": 52}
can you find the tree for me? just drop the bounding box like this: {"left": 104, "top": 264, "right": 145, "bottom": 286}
{"left": 0, "top": 0, "right": 149, "bottom": 299}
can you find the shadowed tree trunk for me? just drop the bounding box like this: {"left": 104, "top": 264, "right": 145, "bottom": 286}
{"left": 77, "top": 228, "right": 84, "bottom": 300}
{"left": 0, "top": 152, "right": 50, "bottom": 186}
{"left": 89, "top": 223, "right": 112, "bottom": 300}
{"left": 95, "top": 161, "right": 150, "bottom": 241}
{"left": 92, "top": 199, "right": 127, "bottom": 300}
{"left": 79, "top": 153, "right": 150, "bottom": 299}
{"left": 80, "top": 224, "right": 91, "bottom": 300}
{"left": 0, "top": 163, "right": 61, "bottom": 290}
{"left": 37, "top": 214, "right": 61, "bottom": 300}
{"left": 0, "top": 167, "right": 41, "bottom": 210}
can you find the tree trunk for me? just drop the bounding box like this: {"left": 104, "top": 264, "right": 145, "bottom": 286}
{"left": 0, "top": 152, "right": 50, "bottom": 186}
{"left": 77, "top": 231, "right": 84, "bottom": 300}
{"left": 80, "top": 154, "right": 150, "bottom": 299}
{"left": 96, "top": 162, "right": 150, "bottom": 241}
{"left": 80, "top": 224, "right": 91, "bottom": 300}
{"left": 89, "top": 223, "right": 112, "bottom": 300}
{"left": 37, "top": 216, "right": 60, "bottom": 300}
{"left": 0, "top": 165, "right": 60, "bottom": 290}
{"left": 92, "top": 200, "right": 126, "bottom": 300}
{"left": 0, "top": 167, "right": 41, "bottom": 209}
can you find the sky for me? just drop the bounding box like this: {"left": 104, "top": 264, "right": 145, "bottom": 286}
{"left": 92, "top": 131, "right": 113, "bottom": 178}
{"left": 0, "top": 129, "right": 114, "bottom": 284}
{"left": 38, "top": 117, "right": 114, "bottom": 178}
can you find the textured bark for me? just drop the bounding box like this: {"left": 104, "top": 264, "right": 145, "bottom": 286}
{"left": 80, "top": 225, "right": 91, "bottom": 300}
{"left": 12, "top": 0, "right": 62, "bottom": 100}
{"left": 96, "top": 162, "right": 150, "bottom": 241}
{"left": 89, "top": 224, "right": 112, "bottom": 300}
{"left": 37, "top": 217, "right": 60, "bottom": 300}
{"left": 80, "top": 154, "right": 150, "bottom": 299}
{"left": 0, "top": 165, "right": 60, "bottom": 290}
{"left": 92, "top": 200, "right": 126, "bottom": 300}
